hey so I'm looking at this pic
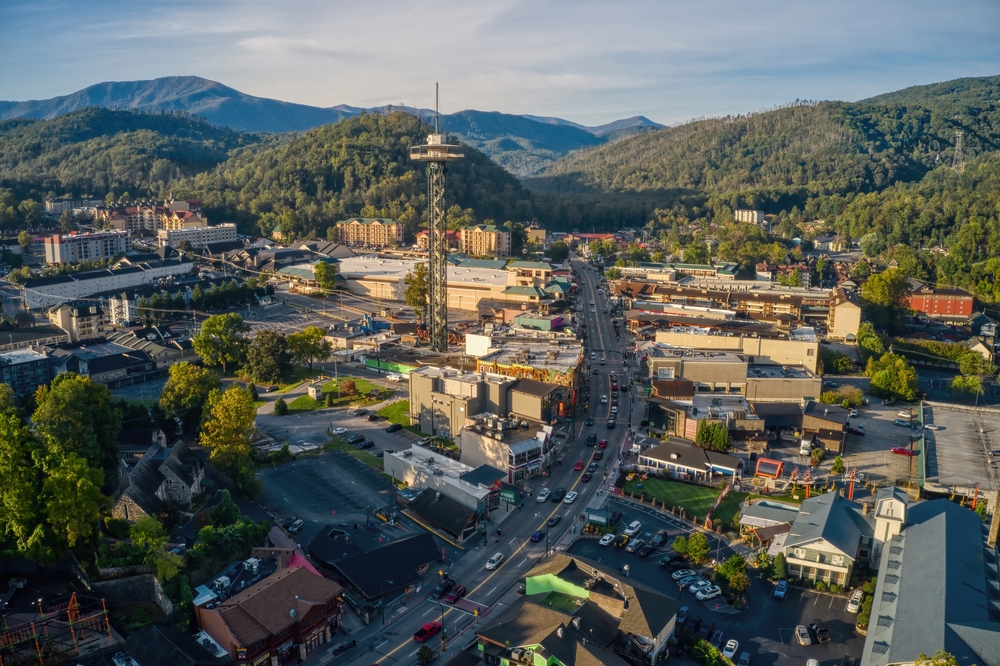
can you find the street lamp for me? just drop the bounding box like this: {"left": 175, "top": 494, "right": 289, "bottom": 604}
{"left": 380, "top": 579, "right": 395, "bottom": 625}
{"left": 436, "top": 601, "right": 448, "bottom": 655}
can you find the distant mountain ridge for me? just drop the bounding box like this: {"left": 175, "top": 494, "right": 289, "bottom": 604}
{"left": 0, "top": 76, "right": 664, "bottom": 176}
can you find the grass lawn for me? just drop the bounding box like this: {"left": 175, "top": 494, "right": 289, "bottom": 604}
{"left": 322, "top": 376, "right": 392, "bottom": 400}
{"left": 287, "top": 395, "right": 320, "bottom": 414}
{"left": 623, "top": 477, "right": 761, "bottom": 529}
{"left": 324, "top": 436, "right": 384, "bottom": 471}
{"left": 377, "top": 400, "right": 426, "bottom": 436}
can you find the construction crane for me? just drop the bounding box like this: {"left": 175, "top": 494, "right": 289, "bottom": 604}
{"left": 410, "top": 84, "right": 464, "bottom": 352}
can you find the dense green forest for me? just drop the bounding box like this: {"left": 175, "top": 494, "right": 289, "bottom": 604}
{"left": 0, "top": 107, "right": 271, "bottom": 201}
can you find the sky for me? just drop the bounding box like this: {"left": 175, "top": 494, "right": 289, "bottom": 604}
{"left": 2, "top": 0, "right": 999, "bottom": 126}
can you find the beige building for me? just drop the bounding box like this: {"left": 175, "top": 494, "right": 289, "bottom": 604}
{"left": 47, "top": 300, "right": 109, "bottom": 342}
{"left": 457, "top": 423, "right": 556, "bottom": 483}
{"left": 526, "top": 226, "right": 546, "bottom": 245}
{"left": 157, "top": 223, "right": 238, "bottom": 249}
{"left": 461, "top": 224, "right": 512, "bottom": 257}
{"left": 734, "top": 209, "right": 766, "bottom": 225}
{"left": 161, "top": 210, "right": 208, "bottom": 230}
{"left": 44, "top": 230, "right": 131, "bottom": 264}
{"left": 654, "top": 329, "right": 820, "bottom": 373}
{"left": 829, "top": 287, "right": 861, "bottom": 340}
{"left": 506, "top": 261, "right": 553, "bottom": 287}
{"left": 335, "top": 217, "right": 403, "bottom": 247}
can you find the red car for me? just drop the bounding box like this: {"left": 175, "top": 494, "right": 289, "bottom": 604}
{"left": 598, "top": 439, "right": 608, "bottom": 449}
{"left": 849, "top": 427, "right": 865, "bottom": 436}
{"left": 891, "top": 447, "right": 916, "bottom": 456}
{"left": 444, "top": 584, "right": 467, "bottom": 603}
{"left": 414, "top": 621, "right": 442, "bottom": 642}
{"left": 573, "top": 460, "right": 585, "bottom": 471}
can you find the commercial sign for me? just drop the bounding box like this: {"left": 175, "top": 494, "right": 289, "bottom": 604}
{"left": 500, "top": 489, "right": 517, "bottom": 504}
{"left": 587, "top": 509, "right": 609, "bottom": 526}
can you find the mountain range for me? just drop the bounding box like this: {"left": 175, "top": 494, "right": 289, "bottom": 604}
{"left": 0, "top": 76, "right": 662, "bottom": 176}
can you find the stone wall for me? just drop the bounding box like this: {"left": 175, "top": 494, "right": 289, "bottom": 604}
{"left": 89, "top": 574, "right": 174, "bottom": 616}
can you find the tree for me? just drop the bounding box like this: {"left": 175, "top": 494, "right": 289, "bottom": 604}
{"left": 17, "top": 230, "right": 31, "bottom": 250}
{"left": 159, "top": 363, "right": 222, "bottom": 435}
{"left": 404, "top": 262, "right": 429, "bottom": 321}
{"left": 686, "top": 532, "right": 711, "bottom": 565}
{"left": 33, "top": 373, "right": 121, "bottom": 474}
{"left": 341, "top": 379, "right": 357, "bottom": 396}
{"left": 604, "top": 267, "right": 622, "bottom": 280}
{"left": 717, "top": 554, "right": 747, "bottom": 579}
{"left": 0, "top": 410, "right": 42, "bottom": 553}
{"left": 671, "top": 535, "right": 688, "bottom": 555}
{"left": 857, "top": 322, "right": 886, "bottom": 359}
{"left": 417, "top": 645, "right": 435, "bottom": 666}
{"left": 17, "top": 200, "right": 40, "bottom": 226}
{"left": 313, "top": 261, "right": 336, "bottom": 291}
{"left": 58, "top": 211, "right": 74, "bottom": 232}
{"left": 130, "top": 516, "right": 182, "bottom": 581}
{"left": 248, "top": 383, "right": 259, "bottom": 401}
{"left": 547, "top": 241, "right": 569, "bottom": 263}
{"left": 728, "top": 571, "right": 751, "bottom": 594}
{"left": 273, "top": 397, "right": 288, "bottom": 415}
{"left": 245, "top": 330, "right": 291, "bottom": 384}
{"left": 850, "top": 260, "right": 872, "bottom": 279}
{"left": 832, "top": 455, "right": 846, "bottom": 474}
{"left": 211, "top": 490, "right": 241, "bottom": 527}
{"left": 696, "top": 419, "right": 730, "bottom": 451}
{"left": 200, "top": 388, "right": 258, "bottom": 494}
{"left": 193, "top": 313, "right": 250, "bottom": 373}
{"left": 861, "top": 267, "right": 910, "bottom": 332}
{"left": 951, "top": 374, "right": 983, "bottom": 398}
{"left": 288, "top": 326, "right": 332, "bottom": 370}
{"left": 773, "top": 552, "right": 787, "bottom": 579}
{"left": 914, "top": 651, "right": 960, "bottom": 666}
{"left": 975, "top": 502, "right": 988, "bottom": 521}
{"left": 866, "top": 352, "right": 919, "bottom": 401}
{"left": 777, "top": 269, "right": 802, "bottom": 287}
{"left": 190, "top": 284, "right": 205, "bottom": 311}
{"left": 41, "top": 452, "right": 106, "bottom": 548}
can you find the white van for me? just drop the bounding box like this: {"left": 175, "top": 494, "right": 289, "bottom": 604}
{"left": 800, "top": 439, "right": 814, "bottom": 456}
{"left": 386, "top": 373, "right": 404, "bottom": 382}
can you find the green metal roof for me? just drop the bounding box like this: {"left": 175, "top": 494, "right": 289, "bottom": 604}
{"left": 452, "top": 258, "right": 508, "bottom": 269}
{"left": 508, "top": 261, "right": 552, "bottom": 271}
{"left": 503, "top": 286, "right": 548, "bottom": 297}
{"left": 465, "top": 224, "right": 511, "bottom": 233}
{"left": 337, "top": 217, "right": 400, "bottom": 225}
{"left": 544, "top": 282, "right": 569, "bottom": 294}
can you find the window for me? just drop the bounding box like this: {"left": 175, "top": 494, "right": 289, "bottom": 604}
{"left": 807, "top": 348, "right": 814, "bottom": 356}
{"left": 793, "top": 548, "right": 806, "bottom": 559}
{"left": 831, "top": 555, "right": 845, "bottom": 566}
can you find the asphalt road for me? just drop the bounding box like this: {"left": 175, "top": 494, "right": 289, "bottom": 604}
{"left": 340, "top": 260, "right": 635, "bottom": 666}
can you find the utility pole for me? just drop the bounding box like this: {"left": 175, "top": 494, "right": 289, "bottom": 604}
{"left": 410, "top": 84, "right": 463, "bottom": 352}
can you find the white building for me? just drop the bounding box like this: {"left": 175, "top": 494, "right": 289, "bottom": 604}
{"left": 44, "top": 230, "right": 131, "bottom": 264}
{"left": 383, "top": 445, "right": 492, "bottom": 513}
{"left": 21, "top": 258, "right": 195, "bottom": 309}
{"left": 157, "top": 223, "right": 238, "bottom": 249}
{"left": 44, "top": 198, "right": 103, "bottom": 214}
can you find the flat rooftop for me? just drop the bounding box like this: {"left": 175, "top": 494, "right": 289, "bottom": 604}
{"left": 411, "top": 366, "right": 512, "bottom": 385}
{"left": 336, "top": 255, "right": 509, "bottom": 287}
{"left": 646, "top": 346, "right": 745, "bottom": 363}
{"left": 390, "top": 445, "right": 489, "bottom": 499}
{"left": 479, "top": 343, "right": 583, "bottom": 372}
{"left": 690, "top": 394, "right": 757, "bottom": 418}
{"left": 0, "top": 348, "right": 47, "bottom": 363}
{"left": 747, "top": 364, "right": 816, "bottom": 379}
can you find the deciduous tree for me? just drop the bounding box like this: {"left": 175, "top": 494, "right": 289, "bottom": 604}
{"left": 159, "top": 362, "right": 221, "bottom": 435}
{"left": 245, "top": 330, "right": 291, "bottom": 384}
{"left": 860, "top": 267, "right": 910, "bottom": 332}
{"left": 41, "top": 453, "right": 106, "bottom": 548}
{"left": 193, "top": 313, "right": 250, "bottom": 373}
{"left": 404, "top": 262, "right": 429, "bottom": 321}
{"left": 0, "top": 410, "right": 41, "bottom": 553}
{"left": 17, "top": 230, "right": 31, "bottom": 250}
{"left": 200, "top": 388, "right": 258, "bottom": 494}
{"left": 288, "top": 326, "right": 332, "bottom": 370}
{"left": 686, "top": 532, "right": 711, "bottom": 564}
{"left": 866, "top": 352, "right": 918, "bottom": 401}
{"left": 313, "top": 261, "right": 335, "bottom": 291}
{"left": 33, "top": 373, "right": 121, "bottom": 474}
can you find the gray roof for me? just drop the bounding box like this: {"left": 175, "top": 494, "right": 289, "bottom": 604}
{"left": 802, "top": 401, "right": 850, "bottom": 425}
{"left": 739, "top": 501, "right": 800, "bottom": 526}
{"left": 460, "top": 464, "right": 507, "bottom": 488}
{"left": 639, "top": 440, "right": 744, "bottom": 473}
{"left": 784, "top": 491, "right": 872, "bottom": 557}
{"left": 510, "top": 378, "right": 559, "bottom": 397}
{"left": 862, "top": 500, "right": 1000, "bottom": 666}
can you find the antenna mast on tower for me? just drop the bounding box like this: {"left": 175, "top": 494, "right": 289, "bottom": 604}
{"left": 410, "top": 84, "right": 464, "bottom": 352}
{"left": 952, "top": 130, "right": 964, "bottom": 172}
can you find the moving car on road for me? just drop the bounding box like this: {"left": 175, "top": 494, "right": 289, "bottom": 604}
{"left": 444, "top": 585, "right": 466, "bottom": 604}
{"left": 550, "top": 488, "right": 566, "bottom": 502}
{"left": 598, "top": 439, "right": 608, "bottom": 448}
{"left": 585, "top": 416, "right": 595, "bottom": 426}
{"left": 431, "top": 579, "right": 455, "bottom": 599}
{"left": 573, "top": 460, "right": 585, "bottom": 471}
{"left": 563, "top": 491, "right": 578, "bottom": 504}
{"left": 536, "top": 488, "right": 550, "bottom": 502}
{"left": 547, "top": 515, "right": 561, "bottom": 527}
{"left": 530, "top": 530, "right": 545, "bottom": 542}
{"left": 581, "top": 473, "right": 592, "bottom": 482}
{"left": 413, "top": 622, "right": 442, "bottom": 643}
{"left": 485, "top": 553, "right": 504, "bottom": 570}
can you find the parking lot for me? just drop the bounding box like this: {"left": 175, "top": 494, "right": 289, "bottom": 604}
{"left": 567, "top": 500, "right": 864, "bottom": 665}
{"left": 923, "top": 404, "right": 999, "bottom": 492}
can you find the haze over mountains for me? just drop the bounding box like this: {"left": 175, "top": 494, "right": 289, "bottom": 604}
{"left": 0, "top": 76, "right": 663, "bottom": 176}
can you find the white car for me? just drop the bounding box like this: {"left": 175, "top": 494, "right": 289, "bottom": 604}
{"left": 924, "top": 423, "right": 941, "bottom": 431}
{"left": 849, "top": 409, "right": 858, "bottom": 417}
{"left": 696, "top": 585, "right": 722, "bottom": 601}
{"left": 847, "top": 588, "right": 864, "bottom": 613}
{"left": 331, "top": 427, "right": 348, "bottom": 435}
{"left": 623, "top": 520, "right": 641, "bottom": 536}
{"left": 721, "top": 639, "right": 739, "bottom": 659}
{"left": 386, "top": 373, "right": 404, "bottom": 382}
{"left": 689, "top": 579, "right": 713, "bottom": 594}
{"left": 599, "top": 534, "right": 615, "bottom": 546}
{"left": 485, "top": 552, "right": 504, "bottom": 570}
{"left": 610, "top": 406, "right": 618, "bottom": 415}
{"left": 536, "top": 488, "right": 550, "bottom": 502}
{"left": 601, "top": 395, "right": 608, "bottom": 404}
{"left": 563, "top": 491, "right": 578, "bottom": 504}
{"left": 671, "top": 569, "right": 695, "bottom": 581}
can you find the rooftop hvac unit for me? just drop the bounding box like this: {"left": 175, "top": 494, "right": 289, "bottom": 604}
{"left": 403, "top": 451, "right": 413, "bottom": 458}
{"left": 433, "top": 469, "right": 443, "bottom": 476}
{"left": 212, "top": 576, "right": 231, "bottom": 591}
{"left": 243, "top": 557, "right": 260, "bottom": 573}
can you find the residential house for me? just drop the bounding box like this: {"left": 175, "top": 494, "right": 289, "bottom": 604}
{"left": 47, "top": 300, "right": 109, "bottom": 342}
{"left": 782, "top": 491, "right": 874, "bottom": 587}
{"left": 112, "top": 440, "right": 205, "bottom": 520}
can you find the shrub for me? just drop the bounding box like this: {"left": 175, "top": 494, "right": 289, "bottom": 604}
{"left": 273, "top": 397, "right": 288, "bottom": 415}
{"left": 686, "top": 532, "right": 711, "bottom": 565}
{"left": 104, "top": 517, "right": 131, "bottom": 539}
{"left": 325, "top": 392, "right": 335, "bottom": 407}
{"left": 811, "top": 448, "right": 825, "bottom": 464}
{"left": 773, "top": 552, "right": 787, "bottom": 579}
{"left": 863, "top": 580, "right": 876, "bottom": 594}
{"left": 248, "top": 383, "right": 259, "bottom": 401}
{"left": 639, "top": 419, "right": 649, "bottom": 427}
{"left": 728, "top": 571, "right": 750, "bottom": 594}
{"left": 341, "top": 379, "right": 357, "bottom": 396}
{"left": 671, "top": 535, "right": 688, "bottom": 555}
{"left": 831, "top": 455, "right": 846, "bottom": 475}
{"left": 717, "top": 553, "right": 748, "bottom": 579}
{"left": 830, "top": 583, "right": 842, "bottom": 593}
{"left": 815, "top": 580, "right": 828, "bottom": 592}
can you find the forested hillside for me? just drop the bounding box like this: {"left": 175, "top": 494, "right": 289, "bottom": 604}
{"left": 176, "top": 111, "right": 536, "bottom": 240}
{"left": 0, "top": 107, "right": 269, "bottom": 200}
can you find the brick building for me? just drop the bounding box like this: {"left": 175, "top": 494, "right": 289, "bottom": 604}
{"left": 909, "top": 282, "right": 975, "bottom": 322}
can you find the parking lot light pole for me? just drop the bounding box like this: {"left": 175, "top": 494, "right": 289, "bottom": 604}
{"left": 380, "top": 579, "right": 394, "bottom": 625}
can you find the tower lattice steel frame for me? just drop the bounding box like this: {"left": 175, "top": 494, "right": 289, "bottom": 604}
{"left": 410, "top": 85, "right": 463, "bottom": 352}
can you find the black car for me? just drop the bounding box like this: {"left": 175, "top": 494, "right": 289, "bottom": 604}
{"left": 550, "top": 488, "right": 566, "bottom": 502}
{"left": 650, "top": 529, "right": 668, "bottom": 547}
{"left": 667, "top": 559, "right": 687, "bottom": 571}
{"left": 581, "top": 473, "right": 593, "bottom": 483}
{"left": 586, "top": 434, "right": 597, "bottom": 446}
{"left": 353, "top": 408, "right": 369, "bottom": 416}
{"left": 547, "top": 515, "right": 562, "bottom": 527}
{"left": 660, "top": 554, "right": 685, "bottom": 567}
{"left": 585, "top": 416, "right": 595, "bottom": 426}
{"left": 592, "top": 368, "right": 599, "bottom": 375}
{"left": 366, "top": 413, "right": 380, "bottom": 421}
{"left": 593, "top": 451, "right": 603, "bottom": 460}
{"left": 588, "top": 463, "right": 598, "bottom": 473}
{"left": 356, "top": 439, "right": 375, "bottom": 449}
{"left": 386, "top": 423, "right": 403, "bottom": 433}
{"left": 638, "top": 544, "right": 657, "bottom": 557}
{"left": 346, "top": 434, "right": 365, "bottom": 444}
{"left": 431, "top": 578, "right": 455, "bottom": 599}
{"left": 698, "top": 621, "right": 715, "bottom": 640}
{"left": 607, "top": 420, "right": 616, "bottom": 429}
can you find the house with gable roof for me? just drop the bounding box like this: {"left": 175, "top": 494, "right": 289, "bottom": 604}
{"left": 112, "top": 441, "right": 205, "bottom": 521}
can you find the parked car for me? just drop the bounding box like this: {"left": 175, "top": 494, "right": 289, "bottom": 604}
{"left": 485, "top": 552, "right": 504, "bottom": 570}
{"left": 431, "top": 578, "right": 455, "bottom": 599}
{"left": 366, "top": 413, "right": 380, "bottom": 421}
{"left": 893, "top": 419, "right": 911, "bottom": 427}
{"left": 698, "top": 621, "right": 715, "bottom": 640}
{"left": 849, "top": 426, "right": 865, "bottom": 436}
{"left": 795, "top": 625, "right": 812, "bottom": 646}
{"left": 773, "top": 580, "right": 788, "bottom": 599}
{"left": 413, "top": 622, "right": 442, "bottom": 643}
{"left": 676, "top": 606, "right": 689, "bottom": 624}
{"left": 347, "top": 434, "right": 365, "bottom": 444}
{"left": 599, "top": 533, "right": 615, "bottom": 546}
{"left": 689, "top": 580, "right": 713, "bottom": 594}
{"left": 547, "top": 514, "right": 561, "bottom": 527}
{"left": 677, "top": 575, "right": 700, "bottom": 587}
{"left": 624, "top": 520, "right": 642, "bottom": 536}
{"left": 530, "top": 530, "right": 545, "bottom": 542}
{"left": 353, "top": 408, "right": 369, "bottom": 417}
{"left": 847, "top": 588, "right": 864, "bottom": 613}
{"left": 550, "top": 488, "right": 566, "bottom": 502}
{"left": 331, "top": 427, "right": 347, "bottom": 435}
{"left": 386, "top": 423, "right": 403, "bottom": 433}
{"left": 925, "top": 423, "right": 941, "bottom": 430}
{"left": 849, "top": 409, "right": 858, "bottom": 417}
{"left": 563, "top": 491, "right": 578, "bottom": 504}
{"left": 638, "top": 544, "right": 657, "bottom": 557}
{"left": 614, "top": 534, "right": 630, "bottom": 548}
{"left": 671, "top": 569, "right": 695, "bottom": 581}
{"left": 287, "top": 519, "right": 304, "bottom": 534}
{"left": 736, "top": 652, "right": 751, "bottom": 666}
{"left": 696, "top": 585, "right": 722, "bottom": 601}
{"left": 891, "top": 447, "right": 916, "bottom": 456}
{"left": 279, "top": 516, "right": 298, "bottom": 528}
{"left": 536, "top": 488, "right": 550, "bottom": 502}
{"left": 625, "top": 539, "right": 645, "bottom": 553}
{"left": 356, "top": 439, "right": 375, "bottom": 449}
{"left": 650, "top": 529, "right": 668, "bottom": 547}
{"left": 721, "top": 639, "right": 739, "bottom": 659}
{"left": 709, "top": 629, "right": 724, "bottom": 649}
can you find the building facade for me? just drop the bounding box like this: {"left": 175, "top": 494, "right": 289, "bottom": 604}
{"left": 0, "top": 349, "right": 50, "bottom": 396}
{"left": 47, "top": 300, "right": 109, "bottom": 342}
{"left": 158, "top": 223, "right": 238, "bottom": 249}
{"left": 909, "top": 284, "right": 975, "bottom": 322}
{"left": 461, "top": 224, "right": 512, "bottom": 258}
{"left": 44, "top": 230, "right": 131, "bottom": 264}
{"left": 335, "top": 218, "right": 403, "bottom": 246}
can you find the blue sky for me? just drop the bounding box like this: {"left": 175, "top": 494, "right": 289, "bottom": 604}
{"left": 2, "top": 0, "right": 999, "bottom": 126}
